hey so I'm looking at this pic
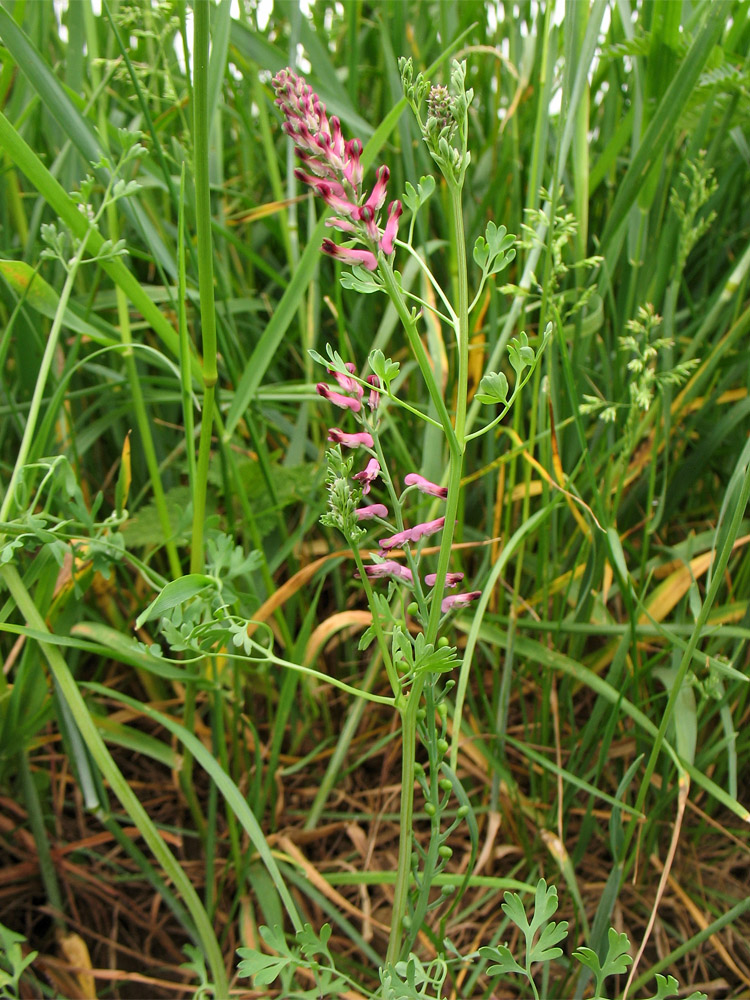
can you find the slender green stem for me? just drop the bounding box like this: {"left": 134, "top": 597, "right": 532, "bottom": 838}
{"left": 385, "top": 671, "right": 425, "bottom": 967}
{"left": 350, "top": 545, "right": 400, "bottom": 698}
{"left": 183, "top": 0, "right": 218, "bottom": 837}
{"left": 424, "top": 184, "right": 469, "bottom": 646}
{"left": 0, "top": 237, "right": 88, "bottom": 528}
{"left": 190, "top": 0, "right": 218, "bottom": 576}
{"left": 19, "top": 749, "right": 65, "bottom": 929}
{"left": 105, "top": 202, "right": 182, "bottom": 580}
{"left": 394, "top": 238, "right": 459, "bottom": 325}
{"left": 378, "top": 258, "right": 457, "bottom": 454}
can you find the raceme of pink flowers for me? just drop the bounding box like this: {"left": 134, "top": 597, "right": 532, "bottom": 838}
{"left": 273, "top": 68, "right": 401, "bottom": 270}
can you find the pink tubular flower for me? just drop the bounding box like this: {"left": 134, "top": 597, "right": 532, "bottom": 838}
{"left": 321, "top": 239, "right": 378, "bottom": 271}
{"left": 441, "top": 591, "right": 482, "bottom": 613}
{"left": 273, "top": 69, "right": 397, "bottom": 270}
{"left": 365, "top": 374, "right": 381, "bottom": 410}
{"left": 404, "top": 473, "right": 448, "bottom": 499}
{"left": 327, "top": 428, "right": 374, "bottom": 448}
{"left": 329, "top": 362, "right": 363, "bottom": 398}
{"left": 360, "top": 561, "right": 413, "bottom": 584}
{"left": 353, "top": 458, "right": 380, "bottom": 495}
{"left": 355, "top": 503, "right": 388, "bottom": 521}
{"left": 379, "top": 516, "right": 446, "bottom": 552}
{"left": 363, "top": 165, "right": 390, "bottom": 214}
{"left": 380, "top": 201, "right": 402, "bottom": 255}
{"left": 425, "top": 572, "right": 464, "bottom": 588}
{"left": 317, "top": 382, "right": 361, "bottom": 412}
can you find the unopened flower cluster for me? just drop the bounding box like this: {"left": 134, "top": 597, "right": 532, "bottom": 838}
{"left": 272, "top": 68, "right": 401, "bottom": 271}
{"left": 316, "top": 363, "right": 479, "bottom": 615}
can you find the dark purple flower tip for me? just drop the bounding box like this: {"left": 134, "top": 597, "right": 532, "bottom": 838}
{"left": 317, "top": 382, "right": 361, "bottom": 412}
{"left": 404, "top": 473, "right": 448, "bottom": 499}
{"left": 441, "top": 591, "right": 482, "bottom": 613}
{"left": 379, "top": 516, "right": 446, "bottom": 552}
{"left": 359, "top": 560, "right": 413, "bottom": 583}
{"left": 354, "top": 503, "right": 388, "bottom": 521}
{"left": 321, "top": 239, "right": 378, "bottom": 271}
{"left": 327, "top": 428, "right": 374, "bottom": 448}
{"left": 425, "top": 572, "right": 464, "bottom": 588}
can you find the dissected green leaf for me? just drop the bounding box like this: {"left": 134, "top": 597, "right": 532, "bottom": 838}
{"left": 403, "top": 174, "right": 436, "bottom": 214}
{"left": 475, "top": 370, "right": 509, "bottom": 405}
{"left": 479, "top": 944, "right": 526, "bottom": 978}
{"left": 135, "top": 574, "right": 216, "bottom": 629}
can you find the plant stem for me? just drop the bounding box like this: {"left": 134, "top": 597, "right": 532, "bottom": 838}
{"left": 424, "top": 183, "right": 469, "bottom": 646}
{"left": 190, "top": 0, "right": 218, "bottom": 576}
{"left": 182, "top": 0, "right": 217, "bottom": 837}
{"left": 385, "top": 671, "right": 425, "bottom": 967}
{"left": 0, "top": 237, "right": 89, "bottom": 528}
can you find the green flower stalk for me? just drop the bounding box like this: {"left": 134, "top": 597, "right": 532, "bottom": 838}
{"left": 272, "top": 60, "right": 501, "bottom": 976}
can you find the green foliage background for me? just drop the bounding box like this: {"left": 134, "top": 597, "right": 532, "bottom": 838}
{"left": 0, "top": 1, "right": 749, "bottom": 997}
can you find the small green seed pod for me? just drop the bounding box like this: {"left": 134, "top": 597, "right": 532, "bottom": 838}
{"left": 438, "top": 845, "right": 453, "bottom": 860}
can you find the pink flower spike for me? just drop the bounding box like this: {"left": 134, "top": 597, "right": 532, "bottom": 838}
{"left": 361, "top": 561, "right": 413, "bottom": 583}
{"left": 379, "top": 516, "right": 446, "bottom": 552}
{"left": 380, "top": 200, "right": 403, "bottom": 255}
{"left": 366, "top": 374, "right": 381, "bottom": 410}
{"left": 364, "top": 165, "right": 390, "bottom": 214}
{"left": 355, "top": 503, "right": 388, "bottom": 521}
{"left": 404, "top": 473, "right": 448, "bottom": 499}
{"left": 322, "top": 239, "right": 378, "bottom": 271}
{"left": 441, "top": 591, "right": 482, "bottom": 613}
{"left": 317, "top": 383, "right": 361, "bottom": 412}
{"left": 327, "top": 428, "right": 374, "bottom": 448}
{"left": 353, "top": 458, "right": 380, "bottom": 495}
{"left": 425, "top": 572, "right": 464, "bottom": 588}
